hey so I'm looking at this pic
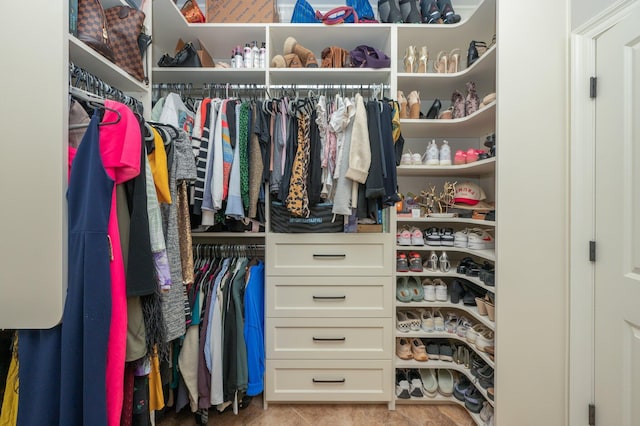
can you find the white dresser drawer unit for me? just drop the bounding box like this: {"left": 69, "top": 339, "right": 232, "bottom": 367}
{"left": 267, "top": 317, "right": 391, "bottom": 359}
{"left": 266, "top": 359, "right": 391, "bottom": 402}
{"left": 267, "top": 275, "right": 391, "bottom": 318}
{"left": 267, "top": 234, "right": 391, "bottom": 276}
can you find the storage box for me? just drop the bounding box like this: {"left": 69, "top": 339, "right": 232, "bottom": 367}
{"left": 270, "top": 202, "right": 344, "bottom": 233}
{"left": 206, "top": 0, "right": 276, "bottom": 23}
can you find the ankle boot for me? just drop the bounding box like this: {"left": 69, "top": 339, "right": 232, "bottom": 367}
{"left": 420, "top": 0, "right": 441, "bottom": 23}
{"left": 271, "top": 53, "right": 303, "bottom": 68}
{"left": 437, "top": 0, "right": 461, "bottom": 23}
{"left": 451, "top": 90, "right": 465, "bottom": 118}
{"left": 465, "top": 81, "right": 479, "bottom": 116}
{"left": 284, "top": 37, "right": 318, "bottom": 67}
{"left": 378, "top": 0, "right": 403, "bottom": 23}
{"left": 407, "top": 91, "right": 421, "bottom": 119}
{"left": 400, "top": 0, "right": 422, "bottom": 23}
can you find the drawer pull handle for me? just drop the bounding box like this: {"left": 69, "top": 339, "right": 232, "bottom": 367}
{"left": 312, "top": 254, "right": 346, "bottom": 259}
{"left": 312, "top": 336, "right": 346, "bottom": 342}
{"left": 312, "top": 378, "right": 346, "bottom": 384}
{"left": 312, "top": 295, "right": 346, "bottom": 300}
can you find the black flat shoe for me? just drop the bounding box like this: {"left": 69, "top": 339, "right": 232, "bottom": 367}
{"left": 420, "top": 0, "right": 441, "bottom": 23}
{"left": 425, "top": 98, "right": 441, "bottom": 119}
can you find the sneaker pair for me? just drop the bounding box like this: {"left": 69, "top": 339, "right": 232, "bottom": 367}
{"left": 454, "top": 228, "right": 494, "bottom": 250}
{"left": 422, "top": 278, "right": 448, "bottom": 301}
{"left": 453, "top": 148, "right": 487, "bottom": 165}
{"left": 423, "top": 139, "right": 452, "bottom": 166}
{"left": 424, "top": 227, "right": 454, "bottom": 246}
{"left": 400, "top": 151, "right": 422, "bottom": 165}
{"left": 397, "top": 227, "right": 425, "bottom": 246}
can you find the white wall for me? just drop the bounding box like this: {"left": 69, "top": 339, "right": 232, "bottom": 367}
{"left": 496, "top": 0, "right": 569, "bottom": 424}
{"left": 572, "top": 0, "right": 618, "bottom": 28}
{"left": 0, "top": 1, "right": 67, "bottom": 327}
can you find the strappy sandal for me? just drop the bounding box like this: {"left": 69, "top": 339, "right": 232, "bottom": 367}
{"left": 435, "top": 50, "right": 448, "bottom": 73}
{"left": 466, "top": 323, "right": 487, "bottom": 345}
{"left": 444, "top": 312, "right": 458, "bottom": 333}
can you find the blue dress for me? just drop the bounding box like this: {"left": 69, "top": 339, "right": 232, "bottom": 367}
{"left": 18, "top": 110, "right": 113, "bottom": 426}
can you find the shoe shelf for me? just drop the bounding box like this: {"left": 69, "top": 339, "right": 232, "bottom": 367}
{"left": 397, "top": 45, "right": 495, "bottom": 101}
{"left": 396, "top": 301, "right": 494, "bottom": 330}
{"left": 397, "top": 217, "right": 495, "bottom": 227}
{"left": 69, "top": 35, "right": 149, "bottom": 93}
{"left": 396, "top": 0, "right": 495, "bottom": 57}
{"left": 152, "top": 68, "right": 267, "bottom": 85}
{"left": 268, "top": 68, "right": 391, "bottom": 86}
{"left": 394, "top": 360, "right": 495, "bottom": 408}
{"left": 396, "top": 270, "right": 494, "bottom": 293}
{"left": 395, "top": 245, "right": 495, "bottom": 262}
{"left": 191, "top": 232, "right": 266, "bottom": 239}
{"left": 395, "top": 394, "right": 484, "bottom": 425}
{"left": 396, "top": 157, "right": 495, "bottom": 177}
{"left": 153, "top": 0, "right": 268, "bottom": 72}
{"left": 395, "top": 332, "right": 494, "bottom": 368}
{"left": 396, "top": 270, "right": 494, "bottom": 295}
{"left": 400, "top": 101, "right": 495, "bottom": 139}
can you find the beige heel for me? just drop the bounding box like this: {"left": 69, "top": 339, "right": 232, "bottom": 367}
{"left": 398, "top": 90, "right": 409, "bottom": 119}
{"left": 448, "top": 48, "right": 460, "bottom": 73}
{"left": 407, "top": 90, "right": 421, "bottom": 119}
{"left": 404, "top": 45, "right": 417, "bottom": 73}
{"left": 435, "top": 51, "right": 448, "bottom": 73}
{"left": 418, "top": 46, "right": 428, "bottom": 73}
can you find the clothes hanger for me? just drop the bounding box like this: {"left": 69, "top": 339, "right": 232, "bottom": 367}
{"left": 68, "top": 87, "right": 121, "bottom": 129}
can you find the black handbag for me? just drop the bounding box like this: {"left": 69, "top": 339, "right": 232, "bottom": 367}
{"left": 157, "top": 41, "right": 202, "bottom": 67}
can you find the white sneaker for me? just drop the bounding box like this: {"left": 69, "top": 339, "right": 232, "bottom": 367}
{"left": 423, "top": 139, "right": 440, "bottom": 165}
{"left": 439, "top": 140, "right": 452, "bottom": 165}
{"left": 467, "top": 228, "right": 495, "bottom": 250}
{"left": 400, "top": 152, "right": 413, "bottom": 165}
{"left": 454, "top": 229, "right": 469, "bottom": 247}
{"left": 423, "top": 278, "right": 436, "bottom": 301}
{"left": 411, "top": 152, "right": 423, "bottom": 165}
{"left": 434, "top": 279, "right": 448, "bottom": 301}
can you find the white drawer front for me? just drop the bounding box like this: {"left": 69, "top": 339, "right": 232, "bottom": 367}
{"left": 267, "top": 234, "right": 391, "bottom": 276}
{"left": 267, "top": 275, "right": 391, "bottom": 318}
{"left": 266, "top": 359, "right": 391, "bottom": 402}
{"left": 267, "top": 317, "right": 391, "bottom": 359}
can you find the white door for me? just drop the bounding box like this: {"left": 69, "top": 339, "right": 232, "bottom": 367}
{"left": 594, "top": 3, "right": 640, "bottom": 425}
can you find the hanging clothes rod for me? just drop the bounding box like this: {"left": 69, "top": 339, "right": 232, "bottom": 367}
{"left": 152, "top": 83, "right": 389, "bottom": 90}
{"left": 69, "top": 63, "right": 144, "bottom": 114}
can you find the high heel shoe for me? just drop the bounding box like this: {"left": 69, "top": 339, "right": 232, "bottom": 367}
{"left": 435, "top": 51, "right": 448, "bottom": 73}
{"left": 437, "top": 0, "right": 461, "bottom": 24}
{"left": 425, "top": 98, "right": 441, "bottom": 119}
{"left": 448, "top": 48, "right": 460, "bottom": 73}
{"left": 418, "top": 46, "right": 429, "bottom": 73}
{"left": 397, "top": 90, "right": 409, "bottom": 119}
{"left": 451, "top": 90, "right": 465, "bottom": 118}
{"left": 467, "top": 40, "right": 487, "bottom": 68}
{"left": 465, "top": 81, "right": 479, "bottom": 116}
{"left": 404, "top": 45, "right": 417, "bottom": 73}
{"left": 408, "top": 90, "right": 421, "bottom": 119}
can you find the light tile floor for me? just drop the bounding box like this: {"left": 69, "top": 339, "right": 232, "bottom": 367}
{"left": 156, "top": 396, "right": 474, "bottom": 426}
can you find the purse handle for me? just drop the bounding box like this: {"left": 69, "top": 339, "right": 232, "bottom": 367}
{"left": 315, "top": 6, "right": 359, "bottom": 25}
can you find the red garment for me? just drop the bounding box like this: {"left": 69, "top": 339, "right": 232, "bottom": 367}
{"left": 100, "top": 100, "right": 141, "bottom": 426}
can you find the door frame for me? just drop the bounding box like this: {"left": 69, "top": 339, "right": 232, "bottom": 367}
{"left": 569, "top": 1, "right": 638, "bottom": 424}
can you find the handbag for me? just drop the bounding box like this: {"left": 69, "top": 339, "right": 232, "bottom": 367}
{"left": 349, "top": 45, "right": 390, "bottom": 68}
{"left": 104, "top": 6, "right": 146, "bottom": 82}
{"left": 291, "top": 0, "right": 376, "bottom": 23}
{"left": 180, "top": 0, "right": 206, "bottom": 23}
{"left": 77, "top": 0, "right": 115, "bottom": 61}
{"left": 157, "top": 41, "right": 202, "bottom": 67}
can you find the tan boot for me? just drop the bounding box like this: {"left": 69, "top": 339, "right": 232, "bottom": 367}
{"left": 271, "top": 53, "right": 303, "bottom": 68}
{"left": 284, "top": 37, "right": 319, "bottom": 68}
